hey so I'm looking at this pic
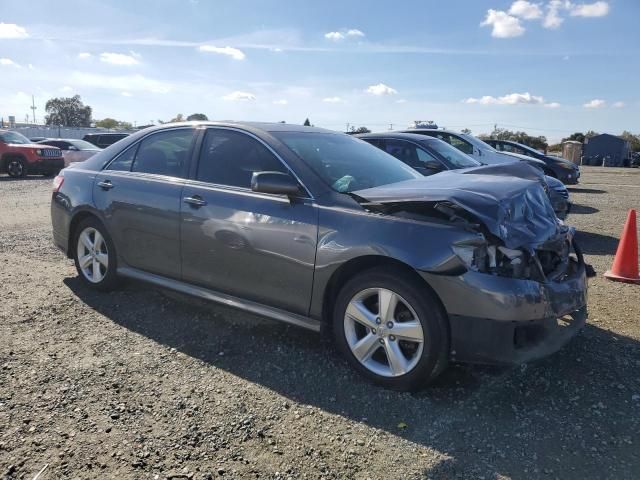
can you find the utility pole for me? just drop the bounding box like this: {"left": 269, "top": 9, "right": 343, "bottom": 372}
{"left": 346, "top": 122, "right": 350, "bottom": 133}
{"left": 389, "top": 123, "right": 393, "bottom": 131}
{"left": 494, "top": 123, "right": 497, "bottom": 132}
{"left": 30, "top": 95, "right": 37, "bottom": 124}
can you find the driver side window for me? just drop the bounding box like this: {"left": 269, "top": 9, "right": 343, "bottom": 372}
{"left": 449, "top": 136, "right": 474, "bottom": 155}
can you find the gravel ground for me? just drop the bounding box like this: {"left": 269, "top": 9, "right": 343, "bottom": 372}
{"left": 1, "top": 167, "right": 639, "bottom": 480}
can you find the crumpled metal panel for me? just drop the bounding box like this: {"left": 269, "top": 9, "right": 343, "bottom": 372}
{"left": 353, "top": 162, "right": 561, "bottom": 251}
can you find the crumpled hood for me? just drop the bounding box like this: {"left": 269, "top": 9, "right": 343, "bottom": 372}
{"left": 353, "top": 162, "right": 560, "bottom": 251}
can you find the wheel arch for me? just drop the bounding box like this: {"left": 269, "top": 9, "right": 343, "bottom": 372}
{"left": 66, "top": 209, "right": 106, "bottom": 258}
{"left": 1, "top": 152, "right": 27, "bottom": 170}
{"left": 320, "top": 255, "right": 449, "bottom": 330}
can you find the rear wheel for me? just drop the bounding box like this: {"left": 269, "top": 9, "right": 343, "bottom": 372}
{"left": 73, "top": 218, "right": 119, "bottom": 290}
{"left": 333, "top": 267, "right": 449, "bottom": 391}
{"left": 6, "top": 158, "right": 27, "bottom": 178}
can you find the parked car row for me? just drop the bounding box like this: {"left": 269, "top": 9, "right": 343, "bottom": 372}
{"left": 50, "top": 121, "right": 589, "bottom": 390}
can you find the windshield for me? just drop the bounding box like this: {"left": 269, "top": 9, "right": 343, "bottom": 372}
{"left": 70, "top": 139, "right": 101, "bottom": 150}
{"left": 423, "top": 139, "right": 481, "bottom": 169}
{"left": 274, "top": 132, "right": 421, "bottom": 192}
{"left": 0, "top": 131, "right": 31, "bottom": 145}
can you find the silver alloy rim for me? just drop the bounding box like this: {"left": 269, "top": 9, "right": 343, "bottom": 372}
{"left": 76, "top": 227, "right": 109, "bottom": 283}
{"left": 8, "top": 161, "right": 22, "bottom": 176}
{"left": 344, "top": 288, "right": 424, "bottom": 378}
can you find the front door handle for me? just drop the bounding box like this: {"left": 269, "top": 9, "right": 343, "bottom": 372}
{"left": 97, "top": 180, "right": 114, "bottom": 190}
{"left": 183, "top": 195, "right": 207, "bottom": 207}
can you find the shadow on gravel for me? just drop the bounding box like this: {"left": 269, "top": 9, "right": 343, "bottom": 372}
{"left": 575, "top": 230, "right": 620, "bottom": 255}
{"left": 567, "top": 187, "right": 607, "bottom": 194}
{"left": 64, "top": 277, "right": 640, "bottom": 480}
{"left": 570, "top": 204, "right": 599, "bottom": 215}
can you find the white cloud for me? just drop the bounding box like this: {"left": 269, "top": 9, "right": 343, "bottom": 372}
{"left": 222, "top": 91, "right": 256, "bottom": 101}
{"left": 0, "top": 58, "right": 19, "bottom": 67}
{"left": 570, "top": 1, "right": 609, "bottom": 17}
{"left": 70, "top": 72, "right": 172, "bottom": 94}
{"left": 612, "top": 101, "right": 625, "bottom": 108}
{"left": 60, "top": 85, "right": 73, "bottom": 93}
{"left": 583, "top": 99, "right": 606, "bottom": 108}
{"left": 100, "top": 52, "right": 140, "bottom": 66}
{"left": 324, "top": 29, "right": 365, "bottom": 41}
{"left": 322, "top": 96, "right": 343, "bottom": 103}
{"left": 324, "top": 31, "right": 344, "bottom": 41}
{"left": 78, "top": 52, "right": 92, "bottom": 59}
{"left": 544, "top": 102, "right": 561, "bottom": 108}
{"left": 272, "top": 99, "right": 288, "bottom": 105}
{"left": 481, "top": 10, "right": 525, "bottom": 38}
{"left": 345, "top": 29, "right": 365, "bottom": 37}
{"left": 543, "top": 0, "right": 567, "bottom": 29}
{"left": 198, "top": 45, "right": 246, "bottom": 60}
{"left": 121, "top": 91, "right": 133, "bottom": 97}
{"left": 465, "top": 92, "right": 546, "bottom": 105}
{"left": 509, "top": 1, "right": 543, "bottom": 19}
{"left": 0, "top": 22, "right": 28, "bottom": 39}
{"left": 366, "top": 83, "right": 398, "bottom": 96}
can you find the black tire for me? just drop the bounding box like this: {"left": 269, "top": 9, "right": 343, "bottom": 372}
{"left": 332, "top": 267, "right": 449, "bottom": 391}
{"left": 72, "top": 217, "right": 120, "bottom": 291}
{"left": 6, "top": 158, "right": 27, "bottom": 178}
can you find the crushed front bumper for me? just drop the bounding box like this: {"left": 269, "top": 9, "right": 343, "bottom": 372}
{"left": 421, "top": 255, "right": 588, "bottom": 365}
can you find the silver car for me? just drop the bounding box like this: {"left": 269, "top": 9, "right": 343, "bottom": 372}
{"left": 50, "top": 122, "right": 588, "bottom": 390}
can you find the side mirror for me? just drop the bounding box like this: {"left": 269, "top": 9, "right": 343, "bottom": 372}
{"left": 251, "top": 171, "right": 301, "bottom": 196}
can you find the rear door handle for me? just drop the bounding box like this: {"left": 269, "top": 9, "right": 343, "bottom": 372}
{"left": 97, "top": 180, "right": 114, "bottom": 190}
{"left": 183, "top": 195, "right": 207, "bottom": 207}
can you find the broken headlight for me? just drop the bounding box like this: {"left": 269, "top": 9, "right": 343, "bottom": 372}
{"left": 452, "top": 241, "right": 528, "bottom": 277}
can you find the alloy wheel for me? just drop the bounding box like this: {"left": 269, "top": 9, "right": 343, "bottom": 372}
{"left": 7, "top": 160, "right": 23, "bottom": 177}
{"left": 77, "top": 227, "right": 109, "bottom": 283}
{"left": 344, "top": 288, "right": 425, "bottom": 377}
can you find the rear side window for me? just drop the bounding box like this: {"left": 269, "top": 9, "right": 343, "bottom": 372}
{"left": 196, "top": 129, "right": 288, "bottom": 188}
{"left": 131, "top": 129, "right": 194, "bottom": 177}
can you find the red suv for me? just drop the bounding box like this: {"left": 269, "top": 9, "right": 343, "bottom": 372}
{"left": 0, "top": 130, "right": 64, "bottom": 178}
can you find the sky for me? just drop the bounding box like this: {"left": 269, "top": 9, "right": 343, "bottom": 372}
{"left": 0, "top": 0, "right": 638, "bottom": 142}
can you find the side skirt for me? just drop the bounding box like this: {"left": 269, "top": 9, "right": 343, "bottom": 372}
{"left": 118, "top": 267, "right": 322, "bottom": 332}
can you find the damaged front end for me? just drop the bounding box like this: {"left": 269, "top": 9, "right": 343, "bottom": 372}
{"left": 352, "top": 167, "right": 590, "bottom": 365}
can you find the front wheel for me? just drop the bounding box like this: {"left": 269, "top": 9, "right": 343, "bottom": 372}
{"left": 6, "top": 158, "right": 27, "bottom": 178}
{"left": 333, "top": 267, "right": 449, "bottom": 391}
{"left": 73, "top": 218, "right": 119, "bottom": 291}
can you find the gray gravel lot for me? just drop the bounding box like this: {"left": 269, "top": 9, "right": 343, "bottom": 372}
{"left": 1, "top": 167, "right": 639, "bottom": 479}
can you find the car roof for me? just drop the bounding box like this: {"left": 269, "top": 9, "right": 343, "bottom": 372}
{"left": 356, "top": 132, "right": 444, "bottom": 143}
{"left": 107, "top": 121, "right": 338, "bottom": 136}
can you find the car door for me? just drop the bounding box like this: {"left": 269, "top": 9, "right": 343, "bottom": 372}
{"left": 180, "top": 128, "right": 318, "bottom": 315}
{"left": 93, "top": 127, "right": 195, "bottom": 279}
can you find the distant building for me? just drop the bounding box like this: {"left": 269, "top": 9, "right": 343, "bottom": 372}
{"left": 583, "top": 133, "right": 631, "bottom": 167}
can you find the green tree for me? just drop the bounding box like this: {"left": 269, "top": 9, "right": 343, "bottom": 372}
{"left": 95, "top": 118, "right": 133, "bottom": 130}
{"left": 461, "top": 128, "right": 472, "bottom": 134}
{"left": 45, "top": 95, "right": 92, "bottom": 127}
{"left": 303, "top": 118, "right": 311, "bottom": 126}
{"left": 620, "top": 131, "right": 640, "bottom": 152}
{"left": 95, "top": 118, "right": 119, "bottom": 129}
{"left": 187, "top": 113, "right": 208, "bottom": 121}
{"left": 562, "top": 132, "right": 585, "bottom": 143}
{"left": 348, "top": 126, "right": 371, "bottom": 134}
{"left": 170, "top": 114, "right": 185, "bottom": 123}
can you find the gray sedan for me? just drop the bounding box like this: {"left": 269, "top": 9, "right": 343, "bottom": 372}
{"left": 50, "top": 122, "right": 588, "bottom": 391}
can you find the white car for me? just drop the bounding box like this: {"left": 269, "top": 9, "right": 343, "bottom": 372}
{"left": 37, "top": 139, "right": 102, "bottom": 166}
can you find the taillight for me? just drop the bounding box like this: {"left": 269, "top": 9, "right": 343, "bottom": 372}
{"left": 53, "top": 174, "right": 64, "bottom": 192}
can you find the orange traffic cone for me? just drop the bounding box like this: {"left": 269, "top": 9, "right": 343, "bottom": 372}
{"left": 604, "top": 209, "right": 640, "bottom": 284}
